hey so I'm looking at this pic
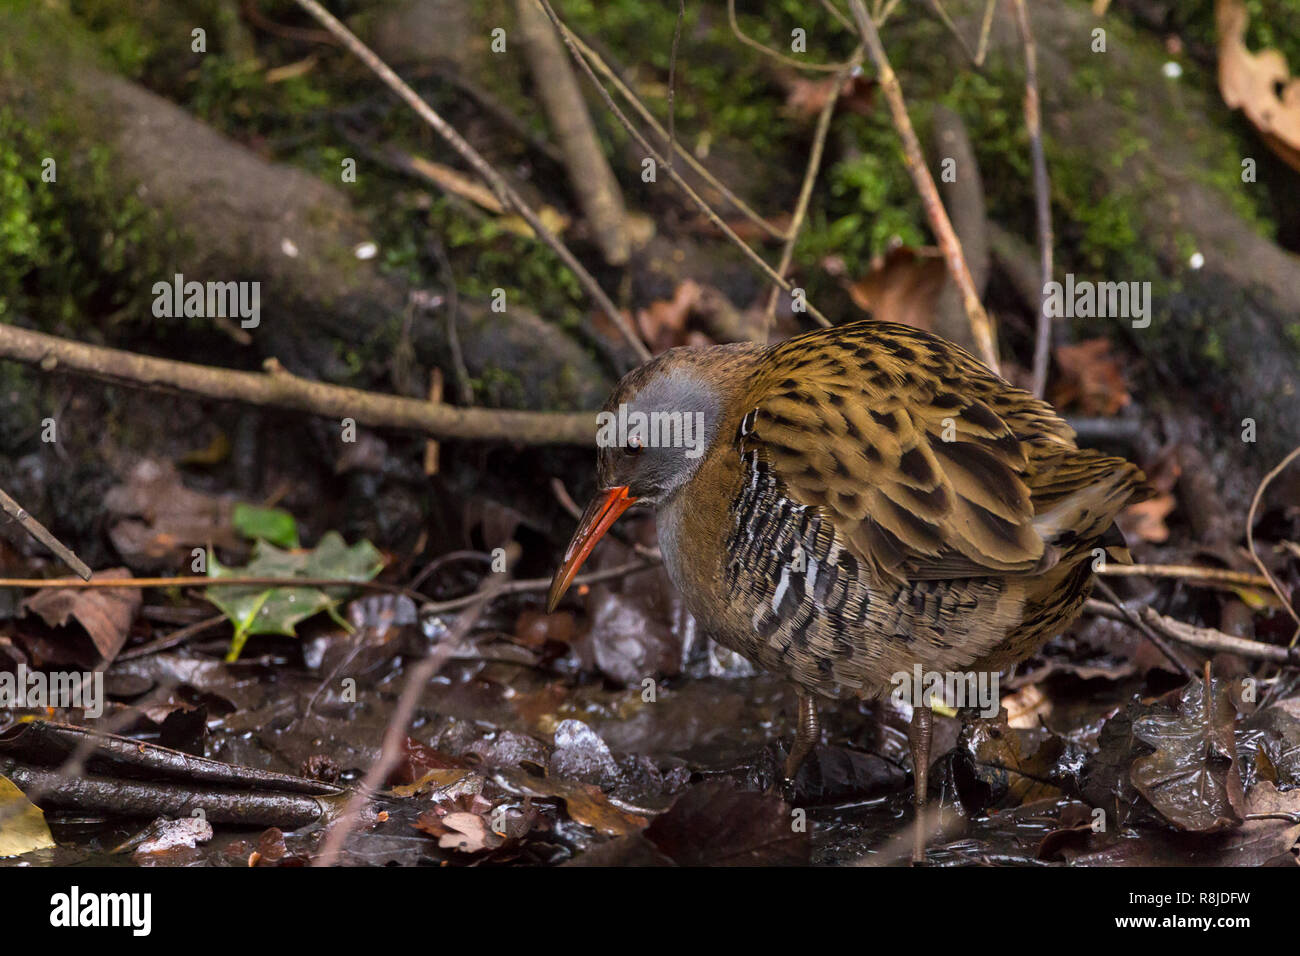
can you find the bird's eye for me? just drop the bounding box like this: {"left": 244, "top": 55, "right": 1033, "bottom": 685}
{"left": 626, "top": 434, "right": 644, "bottom": 455}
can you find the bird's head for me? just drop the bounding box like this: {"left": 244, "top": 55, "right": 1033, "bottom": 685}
{"left": 547, "top": 342, "right": 764, "bottom": 611}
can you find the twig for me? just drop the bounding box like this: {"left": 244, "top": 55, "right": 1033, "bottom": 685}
{"left": 925, "top": 0, "right": 977, "bottom": 64}
{"left": 515, "top": 0, "right": 629, "bottom": 265}
{"left": 819, "top": 0, "right": 856, "bottom": 33}
{"left": 538, "top": 0, "right": 833, "bottom": 329}
{"left": 0, "top": 575, "right": 425, "bottom": 603}
{"left": 290, "top": 0, "right": 649, "bottom": 362}
{"left": 0, "top": 487, "right": 92, "bottom": 580}
{"left": 117, "top": 614, "right": 229, "bottom": 661}
{"left": 314, "top": 555, "right": 509, "bottom": 866}
{"left": 1096, "top": 563, "right": 1274, "bottom": 590}
{"left": 847, "top": 0, "right": 999, "bottom": 371}
{"left": 727, "top": 0, "right": 859, "bottom": 73}
{"left": 1247, "top": 445, "right": 1300, "bottom": 644}
{"left": 421, "top": 559, "right": 658, "bottom": 617}
{"left": 1091, "top": 579, "right": 1196, "bottom": 679}
{"left": 763, "top": 55, "right": 860, "bottom": 332}
{"left": 563, "top": 30, "right": 783, "bottom": 240}
{"left": 0, "top": 321, "right": 595, "bottom": 446}
{"left": 1014, "top": 0, "right": 1055, "bottom": 399}
{"left": 667, "top": 0, "right": 685, "bottom": 174}
{"left": 1144, "top": 606, "right": 1300, "bottom": 665}
{"left": 1086, "top": 598, "right": 1299, "bottom": 664}
{"left": 973, "top": 0, "right": 998, "bottom": 67}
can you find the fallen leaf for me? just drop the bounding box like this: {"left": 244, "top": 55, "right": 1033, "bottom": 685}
{"left": 1131, "top": 678, "right": 1246, "bottom": 832}
{"left": 104, "top": 459, "right": 240, "bottom": 571}
{"left": 845, "top": 246, "right": 945, "bottom": 331}
{"left": 642, "top": 780, "right": 809, "bottom": 865}
{"left": 22, "top": 568, "right": 141, "bottom": 664}
{"left": 0, "top": 774, "right": 55, "bottom": 858}
{"left": 1217, "top": 0, "right": 1300, "bottom": 171}
{"left": 1119, "top": 493, "right": 1176, "bottom": 544}
{"left": 1051, "top": 338, "right": 1130, "bottom": 416}
{"left": 636, "top": 280, "right": 701, "bottom": 354}
{"left": 205, "top": 532, "right": 385, "bottom": 661}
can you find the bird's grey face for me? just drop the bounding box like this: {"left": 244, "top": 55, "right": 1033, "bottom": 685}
{"left": 546, "top": 359, "right": 725, "bottom": 612}
{"left": 594, "top": 364, "right": 721, "bottom": 506}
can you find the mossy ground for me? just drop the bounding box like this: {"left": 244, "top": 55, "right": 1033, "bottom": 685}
{"left": 6, "top": 0, "right": 1295, "bottom": 368}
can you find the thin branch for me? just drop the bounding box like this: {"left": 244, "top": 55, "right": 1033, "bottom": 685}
{"left": 538, "top": 0, "right": 833, "bottom": 328}
{"left": 0, "top": 487, "right": 92, "bottom": 580}
{"left": 1085, "top": 599, "right": 1300, "bottom": 664}
{"left": 1014, "top": 0, "right": 1055, "bottom": 399}
{"left": 667, "top": 0, "right": 685, "bottom": 173}
{"left": 1247, "top": 445, "right": 1300, "bottom": 643}
{"left": 1096, "top": 563, "right": 1274, "bottom": 590}
{"left": 563, "top": 30, "right": 784, "bottom": 240}
{"left": 427, "top": 238, "right": 472, "bottom": 406}
{"left": 290, "top": 0, "right": 649, "bottom": 362}
{"left": 925, "top": 0, "right": 976, "bottom": 64}
{"left": 421, "top": 559, "right": 658, "bottom": 616}
{"left": 1092, "top": 579, "right": 1196, "bottom": 679}
{"left": 515, "top": 0, "right": 629, "bottom": 265}
{"left": 727, "top": 0, "right": 858, "bottom": 73}
{"left": 819, "top": 0, "right": 856, "bottom": 33}
{"left": 0, "top": 574, "right": 426, "bottom": 603}
{"left": 763, "top": 56, "right": 859, "bottom": 331}
{"left": 313, "top": 562, "right": 504, "bottom": 866}
{"left": 1144, "top": 606, "right": 1300, "bottom": 665}
{"left": 973, "top": 0, "right": 998, "bottom": 67}
{"left": 847, "top": 0, "right": 999, "bottom": 371}
{"left": 0, "top": 321, "right": 595, "bottom": 445}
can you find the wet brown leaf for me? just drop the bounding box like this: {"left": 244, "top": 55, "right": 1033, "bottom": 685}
{"left": 845, "top": 247, "right": 945, "bottom": 331}
{"left": 1131, "top": 678, "right": 1246, "bottom": 832}
{"left": 1051, "top": 338, "right": 1130, "bottom": 416}
{"left": 22, "top": 568, "right": 141, "bottom": 664}
{"left": 643, "top": 780, "right": 809, "bottom": 866}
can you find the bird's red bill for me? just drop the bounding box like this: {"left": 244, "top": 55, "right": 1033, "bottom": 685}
{"left": 547, "top": 485, "right": 637, "bottom": 612}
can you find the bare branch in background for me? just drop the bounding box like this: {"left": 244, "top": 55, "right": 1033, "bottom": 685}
{"left": 290, "top": 0, "right": 650, "bottom": 362}
{"left": 1247, "top": 445, "right": 1300, "bottom": 643}
{"left": 538, "top": 0, "right": 834, "bottom": 329}
{"left": 0, "top": 322, "right": 596, "bottom": 446}
{"left": 1015, "top": 0, "right": 1056, "bottom": 399}
{"left": 727, "top": 0, "right": 858, "bottom": 73}
{"left": 847, "top": 0, "right": 1000, "bottom": 371}
{"left": 0, "top": 488, "right": 92, "bottom": 580}
{"left": 563, "top": 30, "right": 783, "bottom": 240}
{"left": 763, "top": 56, "right": 861, "bottom": 332}
{"left": 515, "top": 0, "right": 629, "bottom": 265}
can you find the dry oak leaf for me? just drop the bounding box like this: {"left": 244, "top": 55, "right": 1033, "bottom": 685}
{"left": 1217, "top": 0, "right": 1300, "bottom": 171}
{"left": 845, "top": 246, "right": 945, "bottom": 332}
{"left": 22, "top": 568, "right": 141, "bottom": 664}
{"left": 1050, "top": 338, "right": 1130, "bottom": 416}
{"left": 1119, "top": 493, "right": 1176, "bottom": 544}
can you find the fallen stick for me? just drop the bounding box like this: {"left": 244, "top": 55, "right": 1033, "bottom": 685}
{"left": 0, "top": 487, "right": 92, "bottom": 580}
{"left": 0, "top": 321, "right": 595, "bottom": 446}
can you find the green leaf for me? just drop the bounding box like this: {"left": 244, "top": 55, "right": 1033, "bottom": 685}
{"left": 232, "top": 503, "right": 300, "bottom": 549}
{"left": 205, "top": 532, "right": 384, "bottom": 661}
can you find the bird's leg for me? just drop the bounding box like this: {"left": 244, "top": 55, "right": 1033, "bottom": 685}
{"left": 909, "top": 703, "right": 933, "bottom": 865}
{"left": 784, "top": 691, "right": 820, "bottom": 780}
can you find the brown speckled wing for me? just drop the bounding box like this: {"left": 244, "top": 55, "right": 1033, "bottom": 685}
{"left": 738, "top": 320, "right": 1106, "bottom": 581}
